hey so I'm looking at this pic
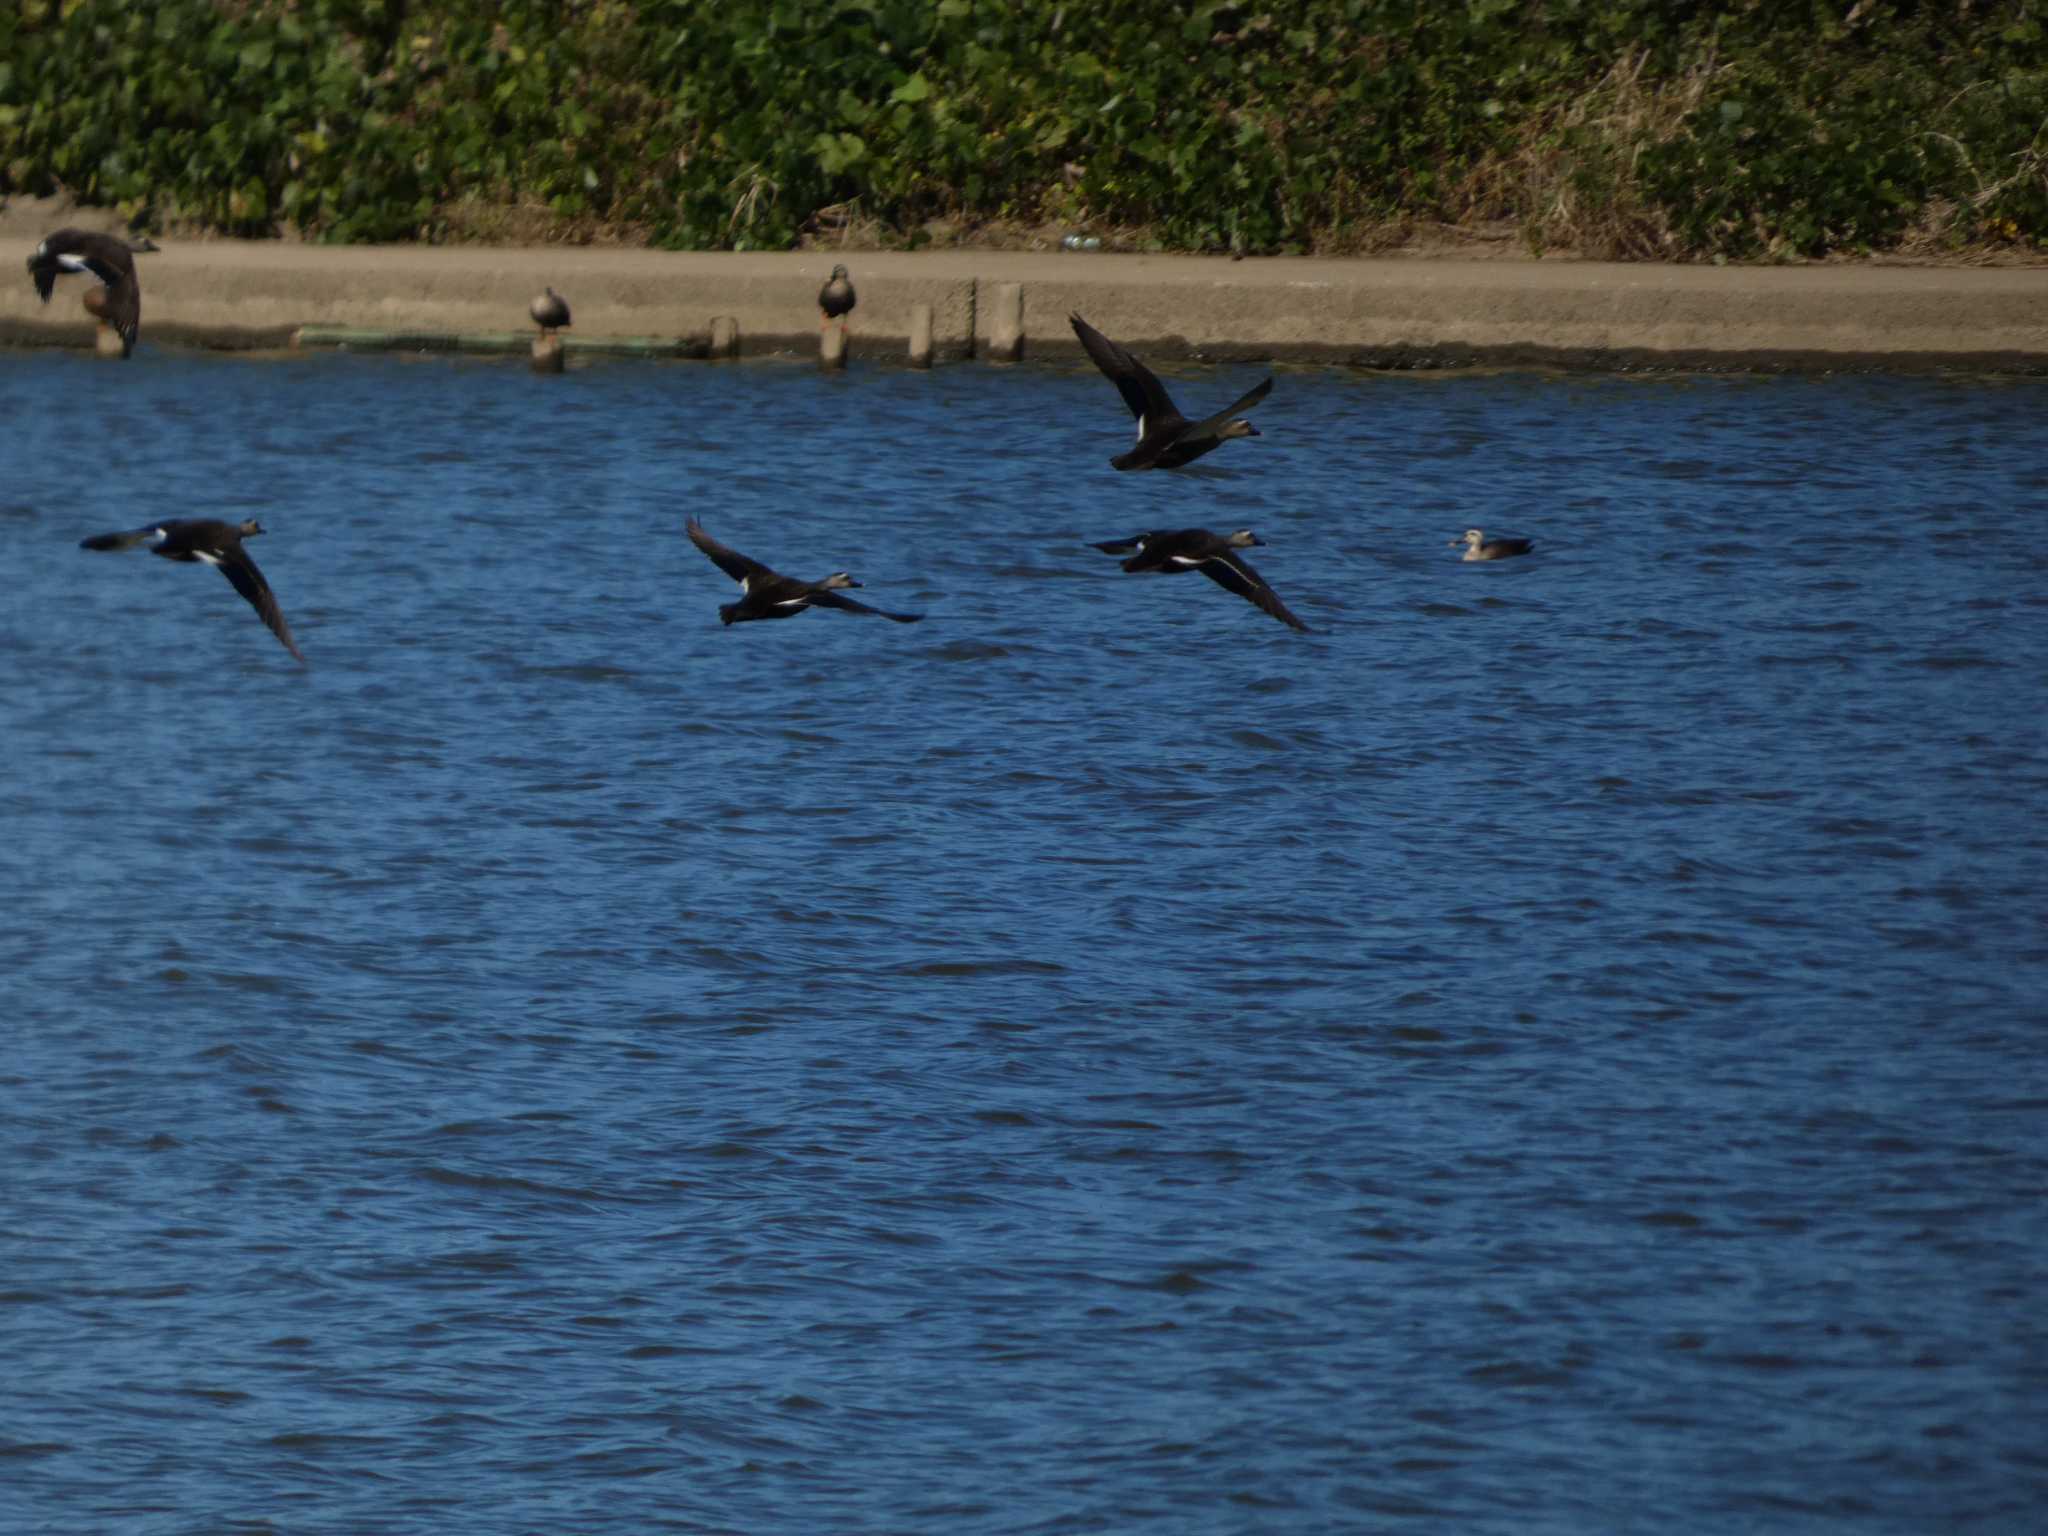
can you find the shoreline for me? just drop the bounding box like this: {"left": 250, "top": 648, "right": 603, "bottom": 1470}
{"left": 4, "top": 236, "right": 2046, "bottom": 373}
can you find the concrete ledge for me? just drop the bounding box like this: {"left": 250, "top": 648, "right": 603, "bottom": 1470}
{"left": 2, "top": 241, "right": 2044, "bottom": 371}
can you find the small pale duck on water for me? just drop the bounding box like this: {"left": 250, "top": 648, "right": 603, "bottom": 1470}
{"left": 1452, "top": 528, "right": 1535, "bottom": 562}
{"left": 529, "top": 286, "right": 571, "bottom": 332}
{"left": 80, "top": 518, "right": 305, "bottom": 662}
{"left": 685, "top": 518, "right": 922, "bottom": 626}
{"left": 27, "top": 229, "right": 152, "bottom": 357}
{"left": 1093, "top": 528, "right": 1310, "bottom": 631}
{"left": 1070, "top": 312, "right": 1272, "bottom": 471}
{"left": 818, "top": 264, "right": 855, "bottom": 327}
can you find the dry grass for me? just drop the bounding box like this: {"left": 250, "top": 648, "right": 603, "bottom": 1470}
{"left": 1481, "top": 49, "right": 1726, "bottom": 260}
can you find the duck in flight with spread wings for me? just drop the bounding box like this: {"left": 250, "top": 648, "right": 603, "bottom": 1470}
{"left": 1070, "top": 312, "right": 1272, "bottom": 471}
{"left": 27, "top": 228, "right": 152, "bottom": 357}
{"left": 685, "top": 518, "right": 922, "bottom": 626}
{"left": 79, "top": 518, "right": 305, "bottom": 661}
{"left": 1092, "top": 527, "right": 1310, "bottom": 631}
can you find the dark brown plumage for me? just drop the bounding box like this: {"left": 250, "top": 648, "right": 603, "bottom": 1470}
{"left": 28, "top": 229, "right": 144, "bottom": 356}
{"left": 530, "top": 286, "right": 571, "bottom": 331}
{"left": 80, "top": 518, "right": 305, "bottom": 662}
{"left": 685, "top": 518, "right": 921, "bottom": 626}
{"left": 819, "top": 264, "right": 856, "bottom": 325}
{"left": 1092, "top": 527, "right": 1309, "bottom": 631}
{"left": 1070, "top": 312, "right": 1271, "bottom": 471}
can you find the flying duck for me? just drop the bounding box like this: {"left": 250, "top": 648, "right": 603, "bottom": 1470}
{"left": 685, "top": 518, "right": 921, "bottom": 626}
{"left": 27, "top": 229, "right": 146, "bottom": 356}
{"left": 818, "top": 265, "right": 855, "bottom": 327}
{"left": 529, "top": 286, "right": 572, "bottom": 332}
{"left": 1070, "top": 312, "right": 1272, "bottom": 471}
{"left": 80, "top": 518, "right": 305, "bottom": 662}
{"left": 1451, "top": 528, "right": 1535, "bottom": 562}
{"left": 1093, "top": 528, "right": 1309, "bottom": 631}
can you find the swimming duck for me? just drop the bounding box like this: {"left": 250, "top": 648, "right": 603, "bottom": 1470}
{"left": 80, "top": 518, "right": 305, "bottom": 662}
{"left": 1070, "top": 313, "right": 1272, "bottom": 471}
{"left": 819, "top": 264, "right": 855, "bottom": 327}
{"left": 27, "top": 228, "right": 145, "bottom": 356}
{"left": 1093, "top": 528, "right": 1309, "bottom": 631}
{"left": 1451, "top": 528, "right": 1534, "bottom": 561}
{"left": 685, "top": 518, "right": 921, "bottom": 626}
{"left": 529, "top": 286, "right": 572, "bottom": 332}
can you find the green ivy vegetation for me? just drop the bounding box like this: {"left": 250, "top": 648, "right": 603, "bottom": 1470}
{"left": 1, "top": 0, "right": 2042, "bottom": 258}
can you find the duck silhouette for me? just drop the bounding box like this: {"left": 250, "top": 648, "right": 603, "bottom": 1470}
{"left": 686, "top": 518, "right": 921, "bottom": 626}
{"left": 1070, "top": 313, "right": 1272, "bottom": 470}
{"left": 1092, "top": 527, "right": 1309, "bottom": 631}
{"left": 818, "top": 265, "right": 855, "bottom": 328}
{"left": 80, "top": 518, "right": 305, "bottom": 661}
{"left": 27, "top": 229, "right": 148, "bottom": 356}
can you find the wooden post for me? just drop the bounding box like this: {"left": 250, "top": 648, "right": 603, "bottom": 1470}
{"left": 907, "top": 303, "right": 933, "bottom": 369}
{"left": 710, "top": 315, "right": 739, "bottom": 359}
{"left": 530, "top": 332, "right": 565, "bottom": 373}
{"left": 820, "top": 318, "right": 848, "bottom": 369}
{"left": 986, "top": 282, "right": 1023, "bottom": 362}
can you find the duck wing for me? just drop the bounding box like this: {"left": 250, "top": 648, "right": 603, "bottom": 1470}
{"left": 34, "top": 229, "right": 135, "bottom": 288}
{"left": 808, "top": 588, "right": 923, "bottom": 623}
{"left": 80, "top": 522, "right": 168, "bottom": 553}
{"left": 206, "top": 544, "right": 306, "bottom": 662}
{"left": 1199, "top": 551, "right": 1310, "bottom": 632}
{"left": 1183, "top": 375, "right": 1274, "bottom": 437}
{"left": 1091, "top": 532, "right": 1158, "bottom": 556}
{"left": 101, "top": 275, "right": 141, "bottom": 352}
{"left": 31, "top": 231, "right": 140, "bottom": 348}
{"left": 1070, "top": 313, "right": 1180, "bottom": 424}
{"left": 686, "top": 518, "right": 779, "bottom": 588}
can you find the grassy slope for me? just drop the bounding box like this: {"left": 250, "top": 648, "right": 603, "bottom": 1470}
{"left": 1, "top": 0, "right": 2042, "bottom": 259}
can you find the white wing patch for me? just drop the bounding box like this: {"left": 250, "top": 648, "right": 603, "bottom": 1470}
{"left": 193, "top": 549, "right": 223, "bottom": 566}
{"left": 1135, "top": 414, "right": 1147, "bottom": 440}
{"left": 143, "top": 526, "right": 171, "bottom": 548}
{"left": 738, "top": 575, "right": 752, "bottom": 593}
{"left": 56, "top": 253, "right": 93, "bottom": 274}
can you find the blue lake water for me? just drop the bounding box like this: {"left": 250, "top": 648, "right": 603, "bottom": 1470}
{"left": 2, "top": 345, "right": 2045, "bottom": 1533}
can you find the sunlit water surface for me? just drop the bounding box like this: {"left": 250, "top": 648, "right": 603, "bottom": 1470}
{"left": 2, "top": 348, "right": 2044, "bottom": 1533}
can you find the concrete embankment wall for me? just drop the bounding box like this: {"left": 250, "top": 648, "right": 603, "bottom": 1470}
{"left": 3, "top": 242, "right": 2045, "bottom": 372}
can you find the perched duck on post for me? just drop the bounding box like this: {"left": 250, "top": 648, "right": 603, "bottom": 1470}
{"left": 529, "top": 286, "right": 571, "bottom": 373}
{"left": 27, "top": 229, "right": 149, "bottom": 358}
{"left": 1092, "top": 527, "right": 1310, "bottom": 631}
{"left": 818, "top": 264, "right": 855, "bottom": 369}
{"left": 79, "top": 518, "right": 305, "bottom": 662}
{"left": 530, "top": 286, "right": 572, "bottom": 333}
{"left": 1451, "top": 528, "right": 1535, "bottom": 562}
{"left": 685, "top": 518, "right": 922, "bottom": 626}
{"left": 1070, "top": 313, "right": 1272, "bottom": 470}
{"left": 818, "top": 264, "right": 856, "bottom": 327}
